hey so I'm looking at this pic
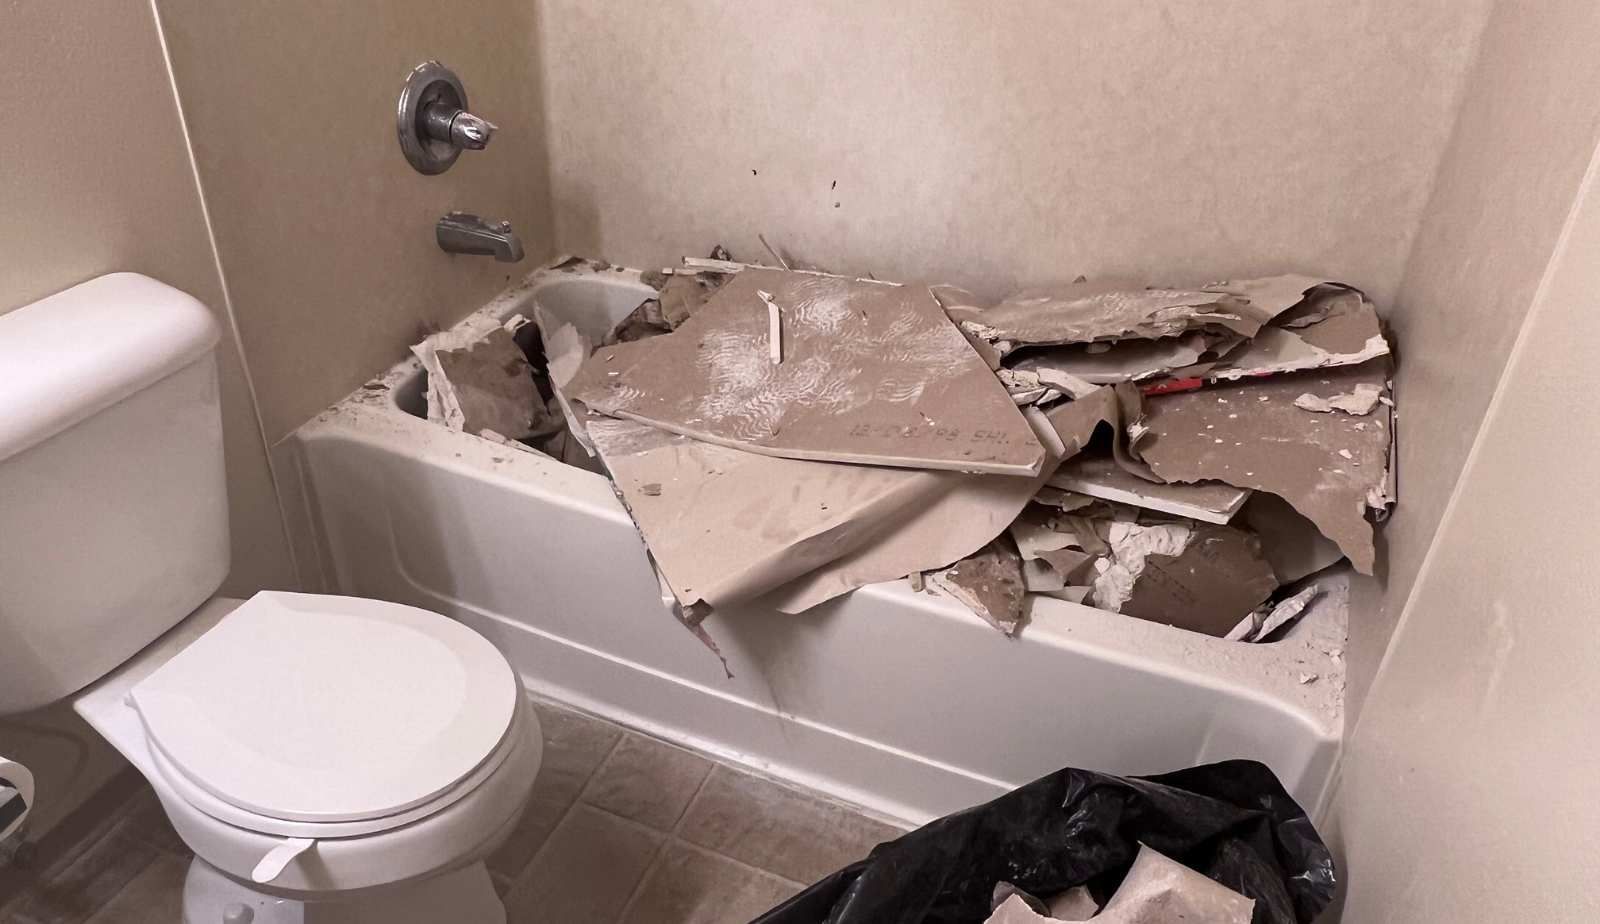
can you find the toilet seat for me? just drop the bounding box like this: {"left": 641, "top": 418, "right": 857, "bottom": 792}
{"left": 129, "top": 591, "right": 519, "bottom": 834}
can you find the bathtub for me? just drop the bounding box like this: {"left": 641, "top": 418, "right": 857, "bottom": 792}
{"left": 284, "top": 259, "right": 1346, "bottom": 826}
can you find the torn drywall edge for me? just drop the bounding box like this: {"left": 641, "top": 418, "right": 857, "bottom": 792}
{"left": 410, "top": 314, "right": 544, "bottom": 439}
{"left": 1137, "top": 361, "right": 1393, "bottom": 573}
{"left": 765, "top": 394, "right": 1103, "bottom": 614}
{"left": 586, "top": 413, "right": 956, "bottom": 609}
{"left": 1047, "top": 453, "right": 1249, "bottom": 524}
{"left": 533, "top": 304, "right": 596, "bottom": 456}
{"left": 926, "top": 537, "right": 1028, "bottom": 636}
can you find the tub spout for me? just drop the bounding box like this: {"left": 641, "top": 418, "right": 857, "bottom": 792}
{"left": 436, "top": 212, "right": 524, "bottom": 263}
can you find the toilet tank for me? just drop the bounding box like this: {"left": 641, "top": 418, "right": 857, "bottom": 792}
{"left": 0, "top": 274, "right": 229, "bottom": 714}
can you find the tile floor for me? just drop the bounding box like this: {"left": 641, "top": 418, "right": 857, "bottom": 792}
{"left": 0, "top": 697, "right": 906, "bottom": 924}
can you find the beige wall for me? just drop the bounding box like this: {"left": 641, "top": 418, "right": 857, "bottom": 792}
{"left": 532, "top": 0, "right": 1490, "bottom": 306}
{"left": 0, "top": 1, "right": 293, "bottom": 597}
{"left": 1334, "top": 137, "right": 1600, "bottom": 922}
{"left": 153, "top": 0, "right": 553, "bottom": 443}
{"left": 0, "top": 0, "right": 290, "bottom": 839}
{"left": 1346, "top": 0, "right": 1600, "bottom": 724}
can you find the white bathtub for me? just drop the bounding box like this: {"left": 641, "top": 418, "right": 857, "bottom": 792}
{"left": 284, "top": 259, "right": 1346, "bottom": 826}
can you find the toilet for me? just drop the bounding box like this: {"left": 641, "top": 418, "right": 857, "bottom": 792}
{"left": 0, "top": 274, "right": 542, "bottom": 923}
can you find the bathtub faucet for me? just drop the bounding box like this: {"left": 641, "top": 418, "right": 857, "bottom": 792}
{"left": 436, "top": 212, "right": 524, "bottom": 263}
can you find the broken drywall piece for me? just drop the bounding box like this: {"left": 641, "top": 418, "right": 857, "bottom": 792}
{"left": 985, "top": 895, "right": 1058, "bottom": 924}
{"left": 766, "top": 398, "right": 1092, "bottom": 614}
{"left": 569, "top": 269, "right": 1046, "bottom": 475}
{"left": 1045, "top": 887, "right": 1099, "bottom": 921}
{"left": 1093, "top": 844, "right": 1255, "bottom": 924}
{"left": 1048, "top": 453, "right": 1248, "bottom": 524}
{"left": 927, "top": 537, "right": 1028, "bottom": 635}
{"left": 953, "top": 274, "right": 1326, "bottom": 357}
{"left": 603, "top": 297, "right": 672, "bottom": 345}
{"left": 951, "top": 282, "right": 1250, "bottom": 352}
{"left": 657, "top": 272, "right": 722, "bottom": 328}
{"left": 1012, "top": 331, "right": 1239, "bottom": 385}
{"left": 533, "top": 304, "right": 597, "bottom": 456}
{"left": 984, "top": 883, "right": 1098, "bottom": 923}
{"left": 1205, "top": 289, "right": 1389, "bottom": 382}
{"left": 1202, "top": 274, "right": 1338, "bottom": 321}
{"left": 1115, "top": 524, "right": 1280, "bottom": 637}
{"left": 1239, "top": 492, "right": 1345, "bottom": 583}
{"left": 586, "top": 413, "right": 952, "bottom": 609}
{"left": 1022, "top": 558, "right": 1067, "bottom": 593}
{"left": 1090, "top": 521, "right": 1195, "bottom": 613}
{"left": 1138, "top": 361, "right": 1393, "bottom": 573}
{"left": 1253, "top": 584, "right": 1320, "bottom": 641}
{"left": 1295, "top": 382, "right": 1383, "bottom": 415}
{"left": 1032, "top": 486, "right": 1095, "bottom": 512}
{"left": 411, "top": 314, "right": 547, "bottom": 439}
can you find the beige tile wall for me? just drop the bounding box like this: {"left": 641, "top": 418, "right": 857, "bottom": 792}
{"left": 1346, "top": 0, "right": 1600, "bottom": 724}
{"left": 0, "top": 0, "right": 293, "bottom": 597}
{"left": 152, "top": 0, "right": 554, "bottom": 443}
{"left": 0, "top": 0, "right": 291, "bottom": 839}
{"left": 531, "top": 0, "right": 1491, "bottom": 306}
{"left": 1335, "top": 134, "right": 1600, "bottom": 922}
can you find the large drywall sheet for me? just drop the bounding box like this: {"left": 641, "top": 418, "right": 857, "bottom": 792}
{"left": 1336, "top": 138, "right": 1600, "bottom": 923}
{"left": 1348, "top": 0, "right": 1600, "bottom": 725}
{"left": 532, "top": 0, "right": 1491, "bottom": 307}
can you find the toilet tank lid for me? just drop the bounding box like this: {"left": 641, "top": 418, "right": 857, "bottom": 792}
{"left": 0, "top": 273, "right": 220, "bottom": 462}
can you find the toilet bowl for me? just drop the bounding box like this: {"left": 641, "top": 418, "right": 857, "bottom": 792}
{"left": 0, "top": 267, "right": 551, "bottom": 923}
{"left": 72, "top": 592, "right": 542, "bottom": 923}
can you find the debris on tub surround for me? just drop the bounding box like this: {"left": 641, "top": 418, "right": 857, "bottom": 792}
{"left": 411, "top": 251, "right": 1397, "bottom": 653}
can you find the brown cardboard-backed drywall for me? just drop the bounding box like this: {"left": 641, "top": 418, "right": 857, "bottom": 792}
{"left": 1138, "top": 363, "right": 1392, "bottom": 573}
{"left": 153, "top": 0, "right": 553, "bottom": 443}
{"left": 532, "top": 0, "right": 1492, "bottom": 307}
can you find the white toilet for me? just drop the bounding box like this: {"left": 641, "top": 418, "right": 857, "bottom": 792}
{"left": 0, "top": 274, "right": 543, "bottom": 923}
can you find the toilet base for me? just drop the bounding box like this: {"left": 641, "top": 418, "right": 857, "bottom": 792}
{"left": 181, "top": 857, "right": 506, "bottom": 924}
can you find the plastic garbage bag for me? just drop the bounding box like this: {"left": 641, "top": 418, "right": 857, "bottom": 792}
{"left": 751, "top": 759, "right": 1335, "bottom": 924}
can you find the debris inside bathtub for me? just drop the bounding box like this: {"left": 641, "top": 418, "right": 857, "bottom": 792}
{"left": 410, "top": 314, "right": 559, "bottom": 443}
{"left": 409, "top": 256, "right": 1397, "bottom": 654}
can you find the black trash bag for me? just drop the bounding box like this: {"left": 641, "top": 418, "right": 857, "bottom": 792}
{"left": 752, "top": 759, "right": 1334, "bottom": 924}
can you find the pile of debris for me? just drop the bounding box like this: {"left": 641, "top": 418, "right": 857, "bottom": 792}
{"left": 413, "top": 251, "right": 1395, "bottom": 654}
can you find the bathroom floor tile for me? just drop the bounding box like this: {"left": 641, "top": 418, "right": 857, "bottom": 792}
{"left": 620, "top": 842, "right": 801, "bottom": 924}
{"left": 80, "top": 854, "right": 187, "bottom": 924}
{"left": 678, "top": 765, "right": 904, "bottom": 884}
{"left": 488, "top": 698, "right": 624, "bottom": 878}
{"left": 501, "top": 804, "right": 663, "bottom": 923}
{"left": 580, "top": 732, "right": 713, "bottom": 832}
{"left": 4, "top": 691, "right": 909, "bottom": 924}
{"left": 0, "top": 826, "right": 164, "bottom": 924}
